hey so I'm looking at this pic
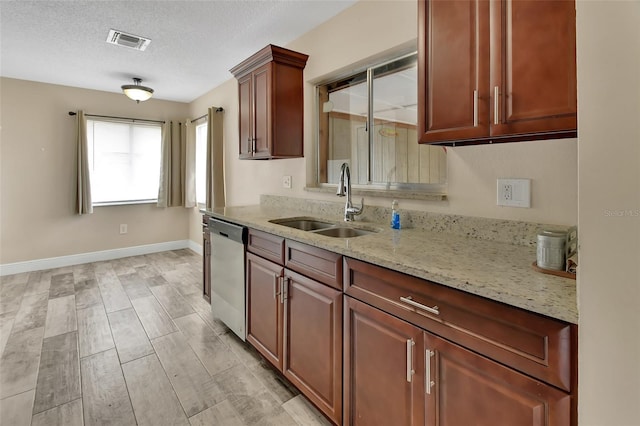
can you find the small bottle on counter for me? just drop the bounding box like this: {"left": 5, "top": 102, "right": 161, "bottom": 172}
{"left": 391, "top": 200, "right": 401, "bottom": 229}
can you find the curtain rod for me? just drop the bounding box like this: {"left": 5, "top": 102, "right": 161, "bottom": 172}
{"left": 192, "top": 107, "right": 224, "bottom": 123}
{"left": 68, "top": 111, "right": 165, "bottom": 124}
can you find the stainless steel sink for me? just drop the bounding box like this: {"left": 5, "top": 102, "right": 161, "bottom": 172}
{"left": 313, "top": 227, "right": 376, "bottom": 238}
{"left": 269, "top": 217, "right": 379, "bottom": 238}
{"left": 269, "top": 218, "right": 335, "bottom": 231}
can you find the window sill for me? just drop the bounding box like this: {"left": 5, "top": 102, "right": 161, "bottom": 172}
{"left": 93, "top": 199, "right": 157, "bottom": 207}
{"left": 304, "top": 185, "right": 447, "bottom": 202}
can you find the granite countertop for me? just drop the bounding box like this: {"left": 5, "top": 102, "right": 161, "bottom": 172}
{"left": 204, "top": 204, "right": 578, "bottom": 324}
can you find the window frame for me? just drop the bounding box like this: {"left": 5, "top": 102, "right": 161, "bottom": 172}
{"left": 194, "top": 120, "right": 208, "bottom": 208}
{"left": 314, "top": 51, "right": 447, "bottom": 195}
{"left": 86, "top": 117, "right": 163, "bottom": 207}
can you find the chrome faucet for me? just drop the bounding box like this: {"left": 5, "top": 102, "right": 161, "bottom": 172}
{"left": 336, "top": 162, "right": 364, "bottom": 221}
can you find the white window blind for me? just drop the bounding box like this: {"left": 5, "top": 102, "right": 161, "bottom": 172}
{"left": 87, "top": 119, "right": 162, "bottom": 204}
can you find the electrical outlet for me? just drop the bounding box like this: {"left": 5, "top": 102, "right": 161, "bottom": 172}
{"left": 119, "top": 224, "right": 128, "bottom": 234}
{"left": 497, "top": 179, "right": 531, "bottom": 208}
{"left": 503, "top": 184, "right": 513, "bottom": 200}
{"left": 282, "top": 175, "right": 292, "bottom": 189}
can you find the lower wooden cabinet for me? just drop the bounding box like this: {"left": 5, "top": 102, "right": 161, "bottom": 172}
{"left": 344, "top": 296, "right": 424, "bottom": 426}
{"left": 244, "top": 230, "right": 577, "bottom": 426}
{"left": 246, "top": 250, "right": 343, "bottom": 425}
{"left": 425, "top": 333, "right": 571, "bottom": 426}
{"left": 344, "top": 296, "right": 572, "bottom": 426}
{"left": 246, "top": 252, "right": 284, "bottom": 369}
{"left": 284, "top": 269, "right": 342, "bottom": 424}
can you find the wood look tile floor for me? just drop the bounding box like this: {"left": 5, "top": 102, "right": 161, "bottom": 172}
{"left": 0, "top": 250, "right": 331, "bottom": 426}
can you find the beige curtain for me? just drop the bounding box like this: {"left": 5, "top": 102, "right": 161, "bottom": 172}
{"left": 184, "top": 120, "right": 197, "bottom": 208}
{"left": 206, "top": 107, "right": 226, "bottom": 210}
{"left": 75, "top": 110, "right": 93, "bottom": 215}
{"left": 157, "top": 121, "right": 186, "bottom": 207}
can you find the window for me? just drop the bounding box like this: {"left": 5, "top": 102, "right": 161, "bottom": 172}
{"left": 317, "top": 53, "right": 447, "bottom": 189}
{"left": 195, "top": 122, "right": 208, "bottom": 206}
{"left": 87, "top": 119, "right": 162, "bottom": 204}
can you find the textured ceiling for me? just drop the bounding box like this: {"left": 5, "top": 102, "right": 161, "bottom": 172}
{"left": 0, "top": 0, "right": 357, "bottom": 102}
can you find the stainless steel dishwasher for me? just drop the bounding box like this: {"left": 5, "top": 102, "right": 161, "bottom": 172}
{"left": 209, "top": 218, "right": 248, "bottom": 340}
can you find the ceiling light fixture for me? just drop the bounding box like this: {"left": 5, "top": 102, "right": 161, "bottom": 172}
{"left": 121, "top": 78, "right": 154, "bottom": 103}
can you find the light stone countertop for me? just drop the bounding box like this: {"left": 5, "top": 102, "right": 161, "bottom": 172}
{"left": 205, "top": 204, "right": 578, "bottom": 324}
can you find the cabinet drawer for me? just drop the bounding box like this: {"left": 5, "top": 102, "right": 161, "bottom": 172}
{"left": 344, "top": 257, "right": 576, "bottom": 392}
{"left": 285, "top": 240, "right": 342, "bottom": 290}
{"left": 248, "top": 229, "right": 285, "bottom": 265}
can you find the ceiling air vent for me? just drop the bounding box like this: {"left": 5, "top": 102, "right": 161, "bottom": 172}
{"left": 106, "top": 29, "right": 151, "bottom": 51}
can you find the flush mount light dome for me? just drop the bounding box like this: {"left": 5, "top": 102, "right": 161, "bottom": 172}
{"left": 121, "top": 78, "right": 154, "bottom": 103}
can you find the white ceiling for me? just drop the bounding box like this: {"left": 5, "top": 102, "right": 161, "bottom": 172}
{"left": 0, "top": 0, "right": 357, "bottom": 103}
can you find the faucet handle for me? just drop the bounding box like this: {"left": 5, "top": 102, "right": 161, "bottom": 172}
{"left": 348, "top": 198, "right": 364, "bottom": 216}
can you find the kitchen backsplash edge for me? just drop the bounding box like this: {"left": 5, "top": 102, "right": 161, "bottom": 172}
{"left": 260, "top": 194, "right": 570, "bottom": 247}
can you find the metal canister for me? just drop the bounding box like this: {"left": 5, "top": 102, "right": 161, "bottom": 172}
{"left": 537, "top": 230, "right": 567, "bottom": 271}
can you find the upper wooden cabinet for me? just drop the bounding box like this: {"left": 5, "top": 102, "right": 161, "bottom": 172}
{"left": 418, "top": 0, "right": 577, "bottom": 145}
{"left": 230, "top": 45, "right": 308, "bottom": 159}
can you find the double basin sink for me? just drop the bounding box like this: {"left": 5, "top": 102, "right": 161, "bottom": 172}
{"left": 269, "top": 217, "right": 379, "bottom": 238}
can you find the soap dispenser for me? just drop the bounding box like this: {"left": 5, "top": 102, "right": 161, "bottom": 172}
{"left": 391, "top": 200, "right": 401, "bottom": 229}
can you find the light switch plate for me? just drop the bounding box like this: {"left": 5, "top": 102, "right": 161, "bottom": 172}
{"left": 497, "top": 178, "right": 531, "bottom": 208}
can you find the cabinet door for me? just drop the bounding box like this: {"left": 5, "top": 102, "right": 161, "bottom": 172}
{"left": 246, "top": 253, "right": 284, "bottom": 370}
{"left": 418, "top": 0, "right": 490, "bottom": 144}
{"left": 238, "top": 74, "right": 253, "bottom": 158}
{"left": 284, "top": 270, "right": 342, "bottom": 425}
{"left": 344, "top": 297, "right": 424, "bottom": 426}
{"left": 424, "top": 332, "right": 571, "bottom": 426}
{"left": 490, "top": 0, "right": 577, "bottom": 137}
{"left": 252, "top": 64, "right": 272, "bottom": 159}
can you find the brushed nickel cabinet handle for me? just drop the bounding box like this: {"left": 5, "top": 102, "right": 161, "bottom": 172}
{"left": 406, "top": 339, "right": 415, "bottom": 382}
{"left": 473, "top": 89, "right": 478, "bottom": 127}
{"left": 425, "top": 349, "right": 435, "bottom": 395}
{"left": 273, "top": 275, "right": 281, "bottom": 300}
{"left": 252, "top": 138, "right": 257, "bottom": 154}
{"left": 283, "top": 276, "right": 289, "bottom": 302}
{"left": 400, "top": 296, "right": 440, "bottom": 316}
{"left": 494, "top": 86, "right": 500, "bottom": 125}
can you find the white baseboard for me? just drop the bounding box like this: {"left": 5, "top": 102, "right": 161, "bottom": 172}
{"left": 188, "top": 240, "right": 203, "bottom": 256}
{"left": 0, "top": 240, "right": 199, "bottom": 276}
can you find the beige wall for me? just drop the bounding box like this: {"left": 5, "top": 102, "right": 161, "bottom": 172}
{"left": 576, "top": 1, "right": 640, "bottom": 424}
{"left": 189, "top": 0, "right": 577, "bottom": 229}
{"left": 0, "top": 78, "right": 191, "bottom": 264}
{"left": 187, "top": 0, "right": 640, "bottom": 423}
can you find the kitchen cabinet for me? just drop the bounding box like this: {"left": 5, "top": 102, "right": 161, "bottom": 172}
{"left": 202, "top": 214, "right": 211, "bottom": 303}
{"left": 345, "top": 296, "right": 572, "bottom": 426}
{"left": 246, "top": 230, "right": 343, "bottom": 424}
{"left": 418, "top": 0, "right": 577, "bottom": 145}
{"left": 230, "top": 45, "right": 308, "bottom": 159}
{"left": 344, "top": 296, "right": 424, "bottom": 426}
{"left": 424, "top": 332, "right": 571, "bottom": 426}
{"left": 344, "top": 257, "right": 576, "bottom": 426}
